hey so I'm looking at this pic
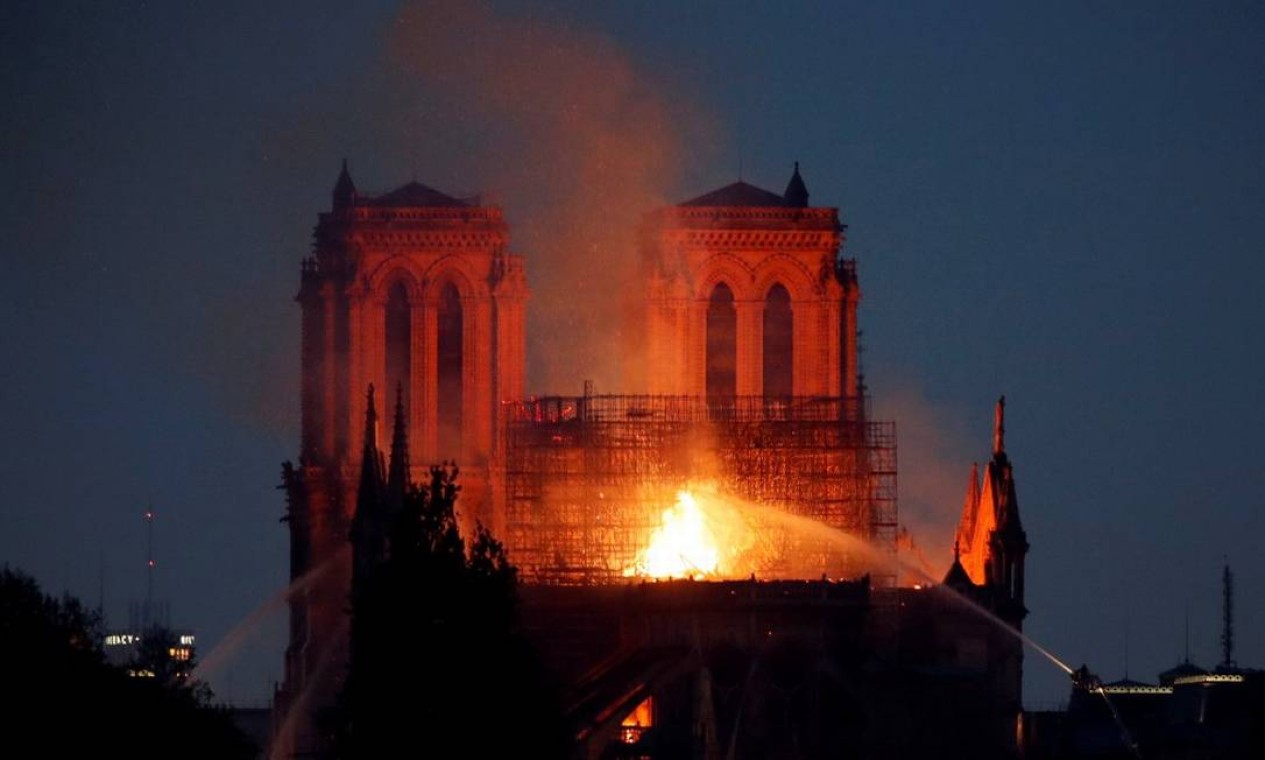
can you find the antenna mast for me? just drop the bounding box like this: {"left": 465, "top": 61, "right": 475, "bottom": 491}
{"left": 145, "top": 506, "right": 156, "bottom": 628}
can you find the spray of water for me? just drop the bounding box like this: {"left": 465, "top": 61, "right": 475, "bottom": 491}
{"left": 687, "top": 487, "right": 1162, "bottom": 752}
{"left": 192, "top": 546, "right": 349, "bottom": 685}
{"left": 932, "top": 577, "right": 1074, "bottom": 675}
{"left": 688, "top": 486, "right": 1075, "bottom": 677}
{"left": 1093, "top": 685, "right": 1142, "bottom": 758}
{"left": 266, "top": 616, "right": 351, "bottom": 760}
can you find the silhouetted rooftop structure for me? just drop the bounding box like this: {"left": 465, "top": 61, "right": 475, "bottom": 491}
{"left": 367, "top": 180, "right": 471, "bottom": 207}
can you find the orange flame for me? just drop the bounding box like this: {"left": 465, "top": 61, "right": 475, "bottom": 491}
{"left": 624, "top": 491, "right": 720, "bottom": 580}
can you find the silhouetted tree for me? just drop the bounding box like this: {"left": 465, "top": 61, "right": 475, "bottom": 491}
{"left": 0, "top": 565, "right": 254, "bottom": 758}
{"left": 337, "top": 465, "right": 565, "bottom": 757}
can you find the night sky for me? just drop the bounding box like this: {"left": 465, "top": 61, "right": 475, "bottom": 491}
{"left": 3, "top": 1, "right": 1263, "bottom": 707}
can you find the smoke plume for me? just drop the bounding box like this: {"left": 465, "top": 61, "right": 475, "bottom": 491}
{"left": 871, "top": 383, "right": 978, "bottom": 578}
{"left": 385, "top": 1, "right": 718, "bottom": 393}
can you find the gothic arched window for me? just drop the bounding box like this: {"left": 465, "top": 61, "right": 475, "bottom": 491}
{"left": 706, "top": 283, "right": 737, "bottom": 398}
{"left": 763, "top": 284, "right": 793, "bottom": 397}
{"left": 385, "top": 281, "right": 411, "bottom": 411}
{"left": 437, "top": 283, "right": 463, "bottom": 455}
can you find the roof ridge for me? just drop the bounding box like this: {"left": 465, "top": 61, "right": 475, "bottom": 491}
{"left": 679, "top": 180, "right": 790, "bottom": 208}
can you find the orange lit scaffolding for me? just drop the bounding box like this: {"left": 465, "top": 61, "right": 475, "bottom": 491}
{"left": 501, "top": 393, "right": 896, "bottom": 586}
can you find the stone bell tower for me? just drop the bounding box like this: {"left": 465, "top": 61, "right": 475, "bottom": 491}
{"left": 275, "top": 162, "right": 528, "bottom": 755}
{"left": 296, "top": 162, "right": 526, "bottom": 514}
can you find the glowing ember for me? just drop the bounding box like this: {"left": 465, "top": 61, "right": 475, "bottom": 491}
{"left": 625, "top": 491, "right": 719, "bottom": 579}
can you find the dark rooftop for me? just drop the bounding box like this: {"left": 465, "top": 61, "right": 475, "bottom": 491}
{"left": 679, "top": 180, "right": 791, "bottom": 208}
{"left": 367, "top": 181, "right": 470, "bottom": 208}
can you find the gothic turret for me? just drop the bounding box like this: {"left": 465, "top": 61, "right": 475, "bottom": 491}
{"left": 951, "top": 397, "right": 1029, "bottom": 623}
{"left": 983, "top": 397, "right": 1028, "bottom": 622}
{"left": 943, "top": 541, "right": 975, "bottom": 592}
{"left": 333, "top": 159, "right": 358, "bottom": 210}
{"left": 783, "top": 161, "right": 809, "bottom": 207}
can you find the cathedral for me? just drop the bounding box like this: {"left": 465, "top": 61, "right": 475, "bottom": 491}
{"left": 274, "top": 162, "right": 1030, "bottom": 758}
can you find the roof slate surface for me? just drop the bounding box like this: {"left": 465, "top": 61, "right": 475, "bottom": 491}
{"left": 680, "top": 181, "right": 790, "bottom": 208}
{"left": 368, "top": 181, "right": 469, "bottom": 208}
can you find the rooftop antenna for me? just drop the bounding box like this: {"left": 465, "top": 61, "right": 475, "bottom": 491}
{"left": 1221, "top": 560, "right": 1235, "bottom": 669}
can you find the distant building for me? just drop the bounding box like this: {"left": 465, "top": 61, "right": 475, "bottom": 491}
{"left": 103, "top": 586, "right": 196, "bottom": 681}
{"left": 103, "top": 628, "right": 196, "bottom": 680}
{"left": 1025, "top": 667, "right": 1265, "bottom": 758}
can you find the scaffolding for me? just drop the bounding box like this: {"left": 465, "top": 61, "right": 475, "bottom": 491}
{"left": 502, "top": 394, "right": 896, "bottom": 586}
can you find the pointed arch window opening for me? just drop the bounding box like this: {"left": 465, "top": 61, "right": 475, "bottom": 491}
{"left": 763, "top": 283, "right": 793, "bottom": 400}
{"left": 385, "top": 282, "right": 412, "bottom": 419}
{"left": 437, "top": 282, "right": 463, "bottom": 458}
{"left": 706, "top": 283, "right": 737, "bottom": 408}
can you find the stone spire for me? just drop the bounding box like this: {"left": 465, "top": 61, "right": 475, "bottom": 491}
{"left": 983, "top": 396, "right": 1027, "bottom": 621}
{"left": 992, "top": 395, "right": 1006, "bottom": 457}
{"left": 356, "top": 384, "right": 384, "bottom": 508}
{"left": 956, "top": 462, "right": 981, "bottom": 551}
{"left": 989, "top": 396, "right": 1022, "bottom": 535}
{"left": 387, "top": 382, "right": 410, "bottom": 508}
{"left": 351, "top": 384, "right": 388, "bottom": 597}
{"left": 995, "top": 463, "right": 1023, "bottom": 534}
{"left": 966, "top": 462, "right": 980, "bottom": 514}
{"left": 783, "top": 161, "right": 809, "bottom": 207}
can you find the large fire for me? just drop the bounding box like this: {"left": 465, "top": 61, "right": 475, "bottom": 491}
{"left": 624, "top": 491, "right": 721, "bottom": 580}
{"left": 620, "top": 485, "right": 882, "bottom": 582}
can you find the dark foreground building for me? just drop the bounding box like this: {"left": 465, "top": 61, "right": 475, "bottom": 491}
{"left": 1024, "top": 667, "right": 1265, "bottom": 758}
{"left": 274, "top": 164, "right": 1030, "bottom": 758}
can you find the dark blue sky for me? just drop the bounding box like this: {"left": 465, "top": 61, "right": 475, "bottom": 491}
{"left": 3, "top": 1, "right": 1262, "bottom": 706}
